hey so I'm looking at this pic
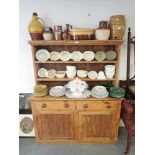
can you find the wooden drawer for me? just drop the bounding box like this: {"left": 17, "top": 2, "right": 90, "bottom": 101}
{"left": 76, "top": 101, "right": 118, "bottom": 111}
{"left": 35, "top": 100, "right": 75, "bottom": 111}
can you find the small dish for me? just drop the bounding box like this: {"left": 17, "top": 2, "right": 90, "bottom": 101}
{"left": 88, "top": 71, "right": 98, "bottom": 79}
{"left": 55, "top": 71, "right": 66, "bottom": 78}
{"left": 38, "top": 68, "right": 48, "bottom": 78}
{"left": 95, "top": 51, "right": 106, "bottom": 61}
{"left": 36, "top": 49, "right": 50, "bottom": 62}
{"left": 83, "top": 51, "right": 95, "bottom": 61}
{"left": 50, "top": 51, "right": 60, "bottom": 61}
{"left": 71, "top": 51, "right": 83, "bottom": 61}
{"left": 47, "top": 69, "right": 56, "bottom": 79}
{"left": 60, "top": 51, "right": 71, "bottom": 61}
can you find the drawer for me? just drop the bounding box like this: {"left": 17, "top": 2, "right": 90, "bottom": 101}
{"left": 35, "top": 100, "right": 75, "bottom": 111}
{"left": 76, "top": 101, "right": 118, "bottom": 111}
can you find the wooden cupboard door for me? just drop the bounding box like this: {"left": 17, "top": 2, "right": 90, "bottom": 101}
{"left": 78, "top": 111, "right": 117, "bottom": 140}
{"left": 36, "top": 110, "right": 74, "bottom": 140}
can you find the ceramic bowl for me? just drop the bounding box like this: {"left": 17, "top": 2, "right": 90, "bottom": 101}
{"left": 55, "top": 71, "right": 66, "bottom": 78}
{"left": 95, "top": 29, "right": 110, "bottom": 40}
{"left": 77, "top": 70, "right": 88, "bottom": 78}
{"left": 66, "top": 70, "right": 76, "bottom": 78}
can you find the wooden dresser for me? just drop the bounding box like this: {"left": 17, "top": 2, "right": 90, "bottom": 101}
{"left": 29, "top": 40, "right": 123, "bottom": 143}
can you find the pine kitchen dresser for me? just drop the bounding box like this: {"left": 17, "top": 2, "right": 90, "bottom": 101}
{"left": 28, "top": 40, "right": 124, "bottom": 143}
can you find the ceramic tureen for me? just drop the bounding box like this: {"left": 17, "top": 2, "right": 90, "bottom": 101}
{"left": 65, "top": 78, "right": 90, "bottom": 98}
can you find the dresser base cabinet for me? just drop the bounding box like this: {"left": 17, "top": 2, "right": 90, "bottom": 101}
{"left": 31, "top": 96, "right": 122, "bottom": 144}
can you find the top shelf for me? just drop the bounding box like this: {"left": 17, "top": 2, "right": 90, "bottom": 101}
{"left": 28, "top": 40, "right": 124, "bottom": 46}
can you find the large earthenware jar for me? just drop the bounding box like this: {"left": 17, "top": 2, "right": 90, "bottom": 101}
{"left": 108, "top": 15, "right": 126, "bottom": 40}
{"left": 95, "top": 21, "right": 110, "bottom": 40}
{"left": 28, "top": 12, "right": 44, "bottom": 40}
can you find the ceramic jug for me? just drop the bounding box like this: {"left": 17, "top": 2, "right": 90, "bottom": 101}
{"left": 95, "top": 21, "right": 110, "bottom": 40}
{"left": 28, "top": 12, "right": 44, "bottom": 40}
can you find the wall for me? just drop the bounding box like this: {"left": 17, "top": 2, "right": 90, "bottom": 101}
{"left": 19, "top": 0, "right": 135, "bottom": 93}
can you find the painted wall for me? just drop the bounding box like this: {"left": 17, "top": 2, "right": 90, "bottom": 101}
{"left": 19, "top": 0, "right": 135, "bottom": 93}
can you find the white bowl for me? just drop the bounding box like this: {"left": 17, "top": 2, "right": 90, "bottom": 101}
{"left": 77, "top": 70, "right": 88, "bottom": 78}
{"left": 55, "top": 71, "right": 66, "bottom": 78}
{"left": 95, "top": 29, "right": 110, "bottom": 40}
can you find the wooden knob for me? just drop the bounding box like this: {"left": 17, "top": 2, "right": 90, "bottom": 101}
{"left": 106, "top": 105, "right": 111, "bottom": 108}
{"left": 42, "top": 103, "right": 47, "bottom": 108}
{"left": 64, "top": 103, "right": 69, "bottom": 108}
{"left": 83, "top": 104, "right": 88, "bottom": 108}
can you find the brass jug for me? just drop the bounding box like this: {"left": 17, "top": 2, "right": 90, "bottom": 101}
{"left": 28, "top": 12, "right": 44, "bottom": 40}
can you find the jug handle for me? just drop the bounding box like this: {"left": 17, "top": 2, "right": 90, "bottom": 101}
{"left": 37, "top": 17, "right": 45, "bottom": 27}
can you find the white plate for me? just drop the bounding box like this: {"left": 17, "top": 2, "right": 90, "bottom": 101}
{"left": 83, "top": 51, "right": 94, "bottom": 61}
{"left": 50, "top": 51, "right": 60, "bottom": 61}
{"left": 36, "top": 49, "right": 50, "bottom": 62}
{"left": 47, "top": 69, "right": 56, "bottom": 78}
{"left": 71, "top": 51, "right": 83, "bottom": 61}
{"left": 60, "top": 51, "right": 71, "bottom": 61}
{"left": 88, "top": 71, "right": 98, "bottom": 79}
{"left": 38, "top": 68, "right": 48, "bottom": 78}
{"left": 49, "top": 86, "right": 66, "bottom": 97}
{"left": 95, "top": 51, "right": 106, "bottom": 61}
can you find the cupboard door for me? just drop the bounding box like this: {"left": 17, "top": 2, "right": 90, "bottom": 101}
{"left": 78, "top": 111, "right": 117, "bottom": 140}
{"left": 36, "top": 110, "right": 74, "bottom": 140}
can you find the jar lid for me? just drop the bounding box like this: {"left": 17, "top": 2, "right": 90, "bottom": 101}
{"left": 44, "top": 27, "right": 53, "bottom": 32}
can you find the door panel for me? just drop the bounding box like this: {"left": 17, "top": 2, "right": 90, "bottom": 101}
{"left": 78, "top": 111, "right": 116, "bottom": 140}
{"left": 36, "top": 111, "right": 74, "bottom": 140}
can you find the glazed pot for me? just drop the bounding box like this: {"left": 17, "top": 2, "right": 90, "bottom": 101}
{"left": 28, "top": 12, "right": 44, "bottom": 40}
{"left": 95, "top": 21, "right": 110, "bottom": 40}
{"left": 109, "top": 15, "right": 126, "bottom": 40}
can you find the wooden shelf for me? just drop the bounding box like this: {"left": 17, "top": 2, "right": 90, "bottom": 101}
{"left": 35, "top": 60, "right": 117, "bottom": 64}
{"left": 28, "top": 40, "right": 123, "bottom": 46}
{"left": 36, "top": 77, "right": 116, "bottom": 82}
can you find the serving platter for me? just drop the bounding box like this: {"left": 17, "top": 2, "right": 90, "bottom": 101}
{"left": 71, "top": 51, "right": 83, "bottom": 61}
{"left": 38, "top": 68, "right": 48, "bottom": 78}
{"left": 50, "top": 51, "right": 60, "bottom": 61}
{"left": 83, "top": 51, "right": 95, "bottom": 61}
{"left": 60, "top": 51, "right": 71, "bottom": 61}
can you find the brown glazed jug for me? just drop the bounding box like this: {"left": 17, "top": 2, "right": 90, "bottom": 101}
{"left": 28, "top": 12, "right": 44, "bottom": 40}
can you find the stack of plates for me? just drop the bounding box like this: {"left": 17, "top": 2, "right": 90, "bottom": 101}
{"left": 91, "top": 86, "right": 109, "bottom": 98}
{"left": 109, "top": 87, "right": 125, "bottom": 98}
{"left": 66, "top": 90, "right": 91, "bottom": 99}
{"left": 33, "top": 84, "right": 48, "bottom": 97}
{"left": 49, "top": 86, "right": 66, "bottom": 97}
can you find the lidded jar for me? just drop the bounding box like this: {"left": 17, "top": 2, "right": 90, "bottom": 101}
{"left": 54, "top": 25, "right": 63, "bottom": 40}
{"left": 95, "top": 21, "right": 110, "bottom": 40}
{"left": 108, "top": 15, "right": 126, "bottom": 40}
{"left": 28, "top": 12, "right": 45, "bottom": 40}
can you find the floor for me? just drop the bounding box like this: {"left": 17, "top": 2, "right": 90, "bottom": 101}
{"left": 19, "top": 127, "right": 135, "bottom": 155}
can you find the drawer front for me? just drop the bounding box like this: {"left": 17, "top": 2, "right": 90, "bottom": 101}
{"left": 76, "top": 101, "right": 118, "bottom": 111}
{"left": 35, "top": 100, "right": 75, "bottom": 111}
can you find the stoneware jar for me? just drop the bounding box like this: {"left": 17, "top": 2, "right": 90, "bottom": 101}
{"left": 108, "top": 15, "right": 126, "bottom": 40}
{"left": 62, "top": 24, "right": 72, "bottom": 40}
{"left": 28, "top": 12, "right": 44, "bottom": 40}
{"left": 95, "top": 21, "right": 110, "bottom": 40}
{"left": 43, "top": 27, "right": 53, "bottom": 40}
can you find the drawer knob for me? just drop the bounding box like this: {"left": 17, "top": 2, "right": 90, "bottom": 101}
{"left": 64, "top": 103, "right": 69, "bottom": 108}
{"left": 83, "top": 104, "right": 88, "bottom": 108}
{"left": 42, "top": 103, "right": 47, "bottom": 108}
{"left": 106, "top": 105, "right": 111, "bottom": 108}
